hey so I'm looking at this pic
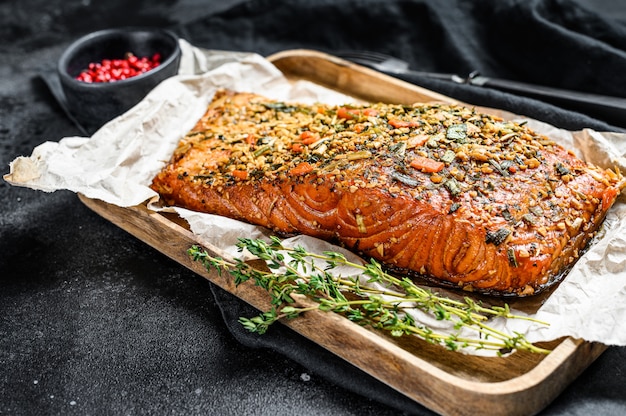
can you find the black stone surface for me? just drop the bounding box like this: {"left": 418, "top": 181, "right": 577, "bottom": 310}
{"left": 2, "top": 1, "right": 626, "bottom": 415}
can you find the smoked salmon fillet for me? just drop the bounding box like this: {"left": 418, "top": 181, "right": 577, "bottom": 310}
{"left": 150, "top": 90, "right": 623, "bottom": 296}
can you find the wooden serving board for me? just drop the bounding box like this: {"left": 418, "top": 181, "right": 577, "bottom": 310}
{"left": 79, "top": 49, "right": 607, "bottom": 416}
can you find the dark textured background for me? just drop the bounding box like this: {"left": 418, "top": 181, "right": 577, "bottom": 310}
{"left": 2, "top": 1, "right": 626, "bottom": 415}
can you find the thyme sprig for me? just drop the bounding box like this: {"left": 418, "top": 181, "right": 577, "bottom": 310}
{"left": 188, "top": 237, "right": 550, "bottom": 355}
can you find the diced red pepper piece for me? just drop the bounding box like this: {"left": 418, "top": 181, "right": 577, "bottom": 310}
{"left": 289, "top": 161, "right": 314, "bottom": 176}
{"left": 300, "top": 130, "right": 320, "bottom": 145}
{"left": 337, "top": 107, "right": 378, "bottom": 120}
{"left": 388, "top": 119, "right": 420, "bottom": 129}
{"left": 410, "top": 156, "right": 444, "bottom": 173}
{"left": 231, "top": 170, "right": 248, "bottom": 180}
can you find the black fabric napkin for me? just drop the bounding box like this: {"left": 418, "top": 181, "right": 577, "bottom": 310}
{"left": 168, "top": 0, "right": 626, "bottom": 413}
{"left": 177, "top": 0, "right": 626, "bottom": 132}
{"left": 209, "top": 284, "right": 430, "bottom": 415}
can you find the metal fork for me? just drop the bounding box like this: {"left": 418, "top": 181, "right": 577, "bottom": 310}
{"left": 335, "top": 50, "right": 626, "bottom": 128}
{"left": 335, "top": 50, "right": 458, "bottom": 81}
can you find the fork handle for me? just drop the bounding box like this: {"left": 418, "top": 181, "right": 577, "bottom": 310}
{"left": 469, "top": 75, "right": 626, "bottom": 128}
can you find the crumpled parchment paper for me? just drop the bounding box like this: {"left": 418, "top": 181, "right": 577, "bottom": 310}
{"left": 5, "top": 40, "right": 626, "bottom": 352}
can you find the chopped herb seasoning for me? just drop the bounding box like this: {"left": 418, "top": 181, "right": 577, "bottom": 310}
{"left": 391, "top": 171, "right": 419, "bottom": 187}
{"left": 486, "top": 228, "right": 511, "bottom": 246}
{"left": 555, "top": 162, "right": 571, "bottom": 176}
{"left": 507, "top": 248, "right": 519, "bottom": 267}
{"left": 444, "top": 178, "right": 461, "bottom": 197}
{"left": 521, "top": 213, "right": 536, "bottom": 225}
{"left": 489, "top": 159, "right": 510, "bottom": 177}
{"left": 262, "top": 102, "right": 298, "bottom": 112}
{"left": 500, "top": 208, "right": 513, "bottom": 222}
{"left": 446, "top": 124, "right": 467, "bottom": 143}
{"left": 441, "top": 149, "right": 456, "bottom": 163}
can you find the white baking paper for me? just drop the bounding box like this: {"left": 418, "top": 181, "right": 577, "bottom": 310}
{"left": 5, "top": 39, "right": 626, "bottom": 353}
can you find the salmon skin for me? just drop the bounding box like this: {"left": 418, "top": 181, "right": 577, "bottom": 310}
{"left": 151, "top": 90, "right": 623, "bottom": 296}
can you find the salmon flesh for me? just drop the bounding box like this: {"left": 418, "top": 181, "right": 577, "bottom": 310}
{"left": 151, "top": 90, "right": 623, "bottom": 296}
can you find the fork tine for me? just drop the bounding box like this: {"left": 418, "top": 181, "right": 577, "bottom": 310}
{"left": 335, "top": 51, "right": 412, "bottom": 73}
{"left": 339, "top": 57, "right": 383, "bottom": 68}
{"left": 335, "top": 50, "right": 397, "bottom": 63}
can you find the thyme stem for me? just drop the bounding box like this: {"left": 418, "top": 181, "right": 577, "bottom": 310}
{"left": 189, "top": 237, "right": 550, "bottom": 355}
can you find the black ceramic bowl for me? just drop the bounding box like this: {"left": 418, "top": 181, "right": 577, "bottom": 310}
{"left": 58, "top": 28, "right": 181, "bottom": 131}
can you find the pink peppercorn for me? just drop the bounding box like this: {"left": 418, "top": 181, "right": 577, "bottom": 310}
{"left": 75, "top": 52, "right": 162, "bottom": 83}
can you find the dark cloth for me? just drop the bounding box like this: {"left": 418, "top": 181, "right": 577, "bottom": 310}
{"left": 178, "top": 0, "right": 626, "bottom": 132}
{"left": 209, "top": 285, "right": 430, "bottom": 415}
{"left": 2, "top": 1, "right": 626, "bottom": 416}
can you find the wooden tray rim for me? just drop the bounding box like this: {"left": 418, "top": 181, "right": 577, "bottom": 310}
{"left": 77, "top": 48, "right": 608, "bottom": 415}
